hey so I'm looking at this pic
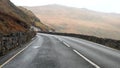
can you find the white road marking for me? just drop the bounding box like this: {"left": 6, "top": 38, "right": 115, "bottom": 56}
{"left": 33, "top": 46, "right": 41, "bottom": 49}
{"left": 73, "top": 49, "right": 100, "bottom": 68}
{"left": 57, "top": 38, "right": 62, "bottom": 42}
{"left": 56, "top": 37, "right": 100, "bottom": 68}
{"left": 61, "top": 39, "right": 100, "bottom": 68}
{"left": 54, "top": 37, "right": 70, "bottom": 47}
{"left": 53, "top": 37, "right": 63, "bottom": 42}
{"left": 63, "top": 42, "right": 71, "bottom": 47}
{"left": 0, "top": 38, "right": 36, "bottom": 68}
{"left": 55, "top": 37, "right": 70, "bottom": 48}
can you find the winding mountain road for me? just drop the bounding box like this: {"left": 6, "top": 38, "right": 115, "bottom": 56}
{"left": 1, "top": 33, "right": 120, "bottom": 68}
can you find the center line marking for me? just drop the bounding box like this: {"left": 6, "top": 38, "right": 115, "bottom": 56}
{"left": 53, "top": 37, "right": 100, "bottom": 68}
{"left": 63, "top": 42, "right": 70, "bottom": 47}
{"left": 73, "top": 49, "right": 100, "bottom": 68}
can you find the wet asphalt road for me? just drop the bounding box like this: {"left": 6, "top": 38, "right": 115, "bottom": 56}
{"left": 1, "top": 33, "right": 120, "bottom": 68}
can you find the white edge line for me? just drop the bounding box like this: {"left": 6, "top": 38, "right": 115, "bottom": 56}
{"left": 63, "top": 42, "right": 70, "bottom": 47}
{"left": 73, "top": 49, "right": 100, "bottom": 68}
{"left": 0, "top": 38, "right": 35, "bottom": 68}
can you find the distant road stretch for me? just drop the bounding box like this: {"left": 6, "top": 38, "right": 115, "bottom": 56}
{"left": 1, "top": 33, "right": 120, "bottom": 68}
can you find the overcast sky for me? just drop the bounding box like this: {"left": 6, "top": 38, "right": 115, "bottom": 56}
{"left": 10, "top": 0, "right": 120, "bottom": 13}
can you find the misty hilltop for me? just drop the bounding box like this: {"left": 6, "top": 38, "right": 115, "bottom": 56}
{"left": 24, "top": 4, "right": 120, "bottom": 40}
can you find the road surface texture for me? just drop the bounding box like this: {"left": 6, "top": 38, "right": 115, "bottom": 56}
{"left": 0, "top": 33, "right": 120, "bottom": 68}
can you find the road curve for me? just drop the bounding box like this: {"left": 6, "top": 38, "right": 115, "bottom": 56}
{"left": 1, "top": 33, "right": 120, "bottom": 68}
{"left": 53, "top": 34, "right": 120, "bottom": 68}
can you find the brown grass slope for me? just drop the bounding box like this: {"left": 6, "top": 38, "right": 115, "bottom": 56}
{"left": 25, "top": 4, "right": 120, "bottom": 40}
{"left": 18, "top": 7, "right": 54, "bottom": 32}
{"left": 0, "top": 0, "right": 32, "bottom": 34}
{"left": 0, "top": 0, "right": 52, "bottom": 34}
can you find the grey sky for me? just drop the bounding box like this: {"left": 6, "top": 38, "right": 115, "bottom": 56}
{"left": 10, "top": 0, "right": 120, "bottom": 13}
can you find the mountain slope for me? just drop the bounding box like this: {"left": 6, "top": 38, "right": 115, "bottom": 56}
{"left": 0, "top": 0, "right": 31, "bottom": 34}
{"left": 0, "top": 0, "right": 55, "bottom": 56}
{"left": 25, "top": 4, "right": 120, "bottom": 40}
{"left": 18, "top": 7, "right": 54, "bottom": 32}
{"left": 0, "top": 0, "right": 52, "bottom": 34}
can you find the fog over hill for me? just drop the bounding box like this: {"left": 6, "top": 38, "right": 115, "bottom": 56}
{"left": 24, "top": 4, "right": 120, "bottom": 40}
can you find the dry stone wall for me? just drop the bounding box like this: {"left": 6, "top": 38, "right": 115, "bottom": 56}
{"left": 0, "top": 31, "right": 36, "bottom": 56}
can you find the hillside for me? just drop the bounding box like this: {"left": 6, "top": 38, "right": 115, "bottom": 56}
{"left": 0, "top": 0, "right": 55, "bottom": 56}
{"left": 0, "top": 0, "right": 31, "bottom": 34}
{"left": 18, "top": 7, "right": 54, "bottom": 32}
{"left": 0, "top": 0, "right": 51, "bottom": 34}
{"left": 25, "top": 4, "right": 120, "bottom": 40}
{"left": 0, "top": 0, "right": 35, "bottom": 55}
